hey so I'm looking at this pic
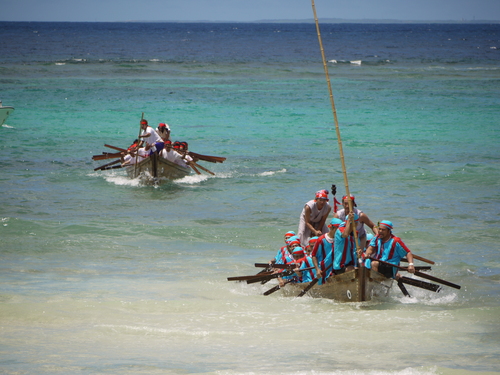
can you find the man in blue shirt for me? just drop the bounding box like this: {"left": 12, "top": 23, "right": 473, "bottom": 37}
{"left": 365, "top": 220, "right": 416, "bottom": 278}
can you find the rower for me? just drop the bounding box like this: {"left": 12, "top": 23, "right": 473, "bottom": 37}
{"left": 277, "top": 246, "right": 307, "bottom": 287}
{"left": 333, "top": 213, "right": 358, "bottom": 275}
{"left": 364, "top": 220, "right": 415, "bottom": 278}
{"left": 271, "top": 235, "right": 299, "bottom": 265}
{"left": 311, "top": 218, "right": 343, "bottom": 285}
{"left": 156, "top": 123, "right": 171, "bottom": 142}
{"left": 306, "top": 236, "right": 318, "bottom": 256}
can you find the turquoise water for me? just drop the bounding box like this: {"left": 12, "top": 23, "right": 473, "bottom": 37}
{"left": 0, "top": 22, "right": 499, "bottom": 374}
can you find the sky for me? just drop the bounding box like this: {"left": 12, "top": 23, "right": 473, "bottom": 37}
{"left": 1, "top": 0, "right": 500, "bottom": 22}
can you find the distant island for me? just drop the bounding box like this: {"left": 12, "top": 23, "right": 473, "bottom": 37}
{"left": 124, "top": 18, "right": 500, "bottom": 24}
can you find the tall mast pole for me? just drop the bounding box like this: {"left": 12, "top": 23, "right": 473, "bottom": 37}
{"left": 310, "top": 0, "right": 362, "bottom": 260}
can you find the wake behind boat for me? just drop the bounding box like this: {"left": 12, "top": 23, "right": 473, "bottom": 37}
{"left": 0, "top": 101, "right": 14, "bottom": 126}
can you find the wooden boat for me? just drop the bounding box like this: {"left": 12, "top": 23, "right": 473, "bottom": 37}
{"left": 0, "top": 101, "right": 14, "bottom": 126}
{"left": 282, "top": 268, "right": 393, "bottom": 302}
{"left": 126, "top": 152, "right": 190, "bottom": 181}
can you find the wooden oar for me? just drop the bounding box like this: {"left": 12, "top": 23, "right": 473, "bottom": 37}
{"left": 255, "top": 263, "right": 294, "bottom": 270}
{"left": 92, "top": 152, "right": 122, "bottom": 161}
{"left": 401, "top": 255, "right": 435, "bottom": 265}
{"left": 398, "top": 276, "right": 441, "bottom": 293}
{"left": 298, "top": 278, "right": 318, "bottom": 297}
{"left": 105, "top": 144, "right": 127, "bottom": 152}
{"left": 192, "top": 161, "right": 215, "bottom": 176}
{"left": 370, "top": 258, "right": 461, "bottom": 290}
{"left": 188, "top": 151, "right": 226, "bottom": 163}
{"left": 188, "top": 162, "right": 201, "bottom": 175}
{"left": 397, "top": 280, "right": 411, "bottom": 297}
{"left": 94, "top": 159, "right": 121, "bottom": 171}
{"left": 246, "top": 270, "right": 295, "bottom": 284}
{"left": 102, "top": 165, "right": 124, "bottom": 170}
{"left": 264, "top": 280, "right": 293, "bottom": 296}
{"left": 227, "top": 272, "right": 274, "bottom": 282}
{"left": 400, "top": 266, "right": 432, "bottom": 272}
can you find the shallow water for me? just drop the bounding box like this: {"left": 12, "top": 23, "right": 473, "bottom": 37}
{"left": 0, "top": 21, "right": 499, "bottom": 374}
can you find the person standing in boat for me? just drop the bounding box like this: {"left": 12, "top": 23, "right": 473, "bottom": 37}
{"left": 298, "top": 190, "right": 332, "bottom": 247}
{"left": 139, "top": 119, "right": 164, "bottom": 153}
{"left": 334, "top": 194, "right": 378, "bottom": 251}
{"left": 311, "top": 217, "right": 343, "bottom": 285}
{"left": 156, "top": 123, "right": 171, "bottom": 142}
{"left": 364, "top": 220, "right": 415, "bottom": 278}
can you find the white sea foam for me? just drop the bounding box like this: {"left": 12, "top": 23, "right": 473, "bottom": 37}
{"left": 256, "top": 168, "right": 287, "bottom": 177}
{"left": 174, "top": 174, "right": 209, "bottom": 184}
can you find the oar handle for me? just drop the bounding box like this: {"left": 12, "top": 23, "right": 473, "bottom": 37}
{"left": 255, "top": 263, "right": 293, "bottom": 270}
{"left": 401, "top": 255, "right": 435, "bottom": 265}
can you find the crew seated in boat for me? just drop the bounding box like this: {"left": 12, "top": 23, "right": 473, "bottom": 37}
{"left": 139, "top": 119, "right": 164, "bottom": 153}
{"left": 121, "top": 147, "right": 148, "bottom": 166}
{"left": 295, "top": 247, "right": 317, "bottom": 283}
{"left": 334, "top": 194, "right": 379, "bottom": 251}
{"left": 364, "top": 220, "right": 415, "bottom": 278}
{"left": 156, "top": 123, "right": 171, "bottom": 142}
{"left": 160, "top": 141, "right": 193, "bottom": 168}
{"left": 277, "top": 246, "right": 307, "bottom": 287}
{"left": 127, "top": 139, "right": 140, "bottom": 152}
{"left": 271, "top": 233, "right": 299, "bottom": 265}
{"left": 333, "top": 214, "right": 359, "bottom": 275}
{"left": 311, "top": 218, "right": 343, "bottom": 285}
{"left": 306, "top": 236, "right": 318, "bottom": 256}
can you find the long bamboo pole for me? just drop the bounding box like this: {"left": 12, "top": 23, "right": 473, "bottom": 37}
{"left": 134, "top": 112, "right": 144, "bottom": 178}
{"left": 310, "top": 0, "right": 362, "bottom": 261}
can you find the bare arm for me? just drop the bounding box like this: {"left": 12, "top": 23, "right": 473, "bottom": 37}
{"left": 405, "top": 252, "right": 415, "bottom": 274}
{"left": 316, "top": 207, "right": 331, "bottom": 234}
{"left": 360, "top": 213, "right": 378, "bottom": 235}
{"left": 312, "top": 256, "right": 322, "bottom": 280}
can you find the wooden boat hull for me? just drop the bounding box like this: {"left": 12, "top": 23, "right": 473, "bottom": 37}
{"left": 126, "top": 153, "right": 190, "bottom": 181}
{"left": 283, "top": 267, "right": 393, "bottom": 302}
{"left": 0, "top": 106, "right": 14, "bottom": 126}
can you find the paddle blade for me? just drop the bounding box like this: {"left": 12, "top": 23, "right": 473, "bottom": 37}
{"left": 298, "top": 278, "right": 318, "bottom": 297}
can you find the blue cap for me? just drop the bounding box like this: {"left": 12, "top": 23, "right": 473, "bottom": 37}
{"left": 328, "top": 218, "right": 343, "bottom": 227}
{"left": 379, "top": 220, "right": 393, "bottom": 230}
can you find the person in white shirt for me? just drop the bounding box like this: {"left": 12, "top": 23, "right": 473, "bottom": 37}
{"left": 139, "top": 119, "right": 164, "bottom": 152}
{"left": 156, "top": 123, "right": 171, "bottom": 142}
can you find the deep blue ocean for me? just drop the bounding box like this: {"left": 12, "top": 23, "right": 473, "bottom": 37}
{"left": 0, "top": 21, "right": 499, "bottom": 374}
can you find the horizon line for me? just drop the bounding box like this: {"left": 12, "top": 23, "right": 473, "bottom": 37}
{"left": 1, "top": 18, "right": 500, "bottom": 24}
